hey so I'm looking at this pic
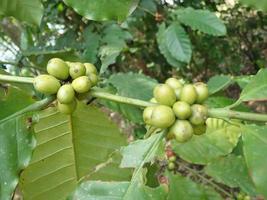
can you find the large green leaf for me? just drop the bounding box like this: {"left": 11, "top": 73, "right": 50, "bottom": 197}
{"left": 172, "top": 121, "right": 241, "bottom": 164}
{"left": 239, "top": 69, "right": 267, "bottom": 102}
{"left": 70, "top": 180, "right": 167, "bottom": 200}
{"left": 165, "top": 23, "right": 192, "bottom": 63}
{"left": 207, "top": 75, "right": 233, "bottom": 95}
{"left": 63, "top": 0, "right": 139, "bottom": 21}
{"left": 156, "top": 24, "right": 185, "bottom": 68}
{"left": 242, "top": 124, "right": 267, "bottom": 198}
{"left": 167, "top": 172, "right": 222, "bottom": 200}
{"left": 175, "top": 7, "right": 226, "bottom": 36}
{"left": 20, "top": 103, "right": 131, "bottom": 200}
{"left": 0, "top": 0, "right": 43, "bottom": 25}
{"left": 0, "top": 114, "right": 35, "bottom": 200}
{"left": 205, "top": 155, "right": 256, "bottom": 195}
{"left": 0, "top": 85, "right": 35, "bottom": 120}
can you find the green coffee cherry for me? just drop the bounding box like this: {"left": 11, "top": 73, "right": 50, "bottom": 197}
{"left": 69, "top": 62, "right": 86, "bottom": 79}
{"left": 87, "top": 73, "right": 98, "bottom": 86}
{"left": 168, "top": 120, "right": 193, "bottom": 143}
{"left": 173, "top": 101, "right": 192, "bottom": 119}
{"left": 174, "top": 87, "right": 182, "bottom": 99}
{"left": 168, "top": 155, "right": 176, "bottom": 162}
{"left": 57, "top": 84, "right": 75, "bottom": 104}
{"left": 143, "top": 105, "right": 175, "bottom": 128}
{"left": 47, "top": 58, "right": 69, "bottom": 80}
{"left": 189, "top": 104, "right": 208, "bottom": 125}
{"left": 71, "top": 76, "right": 91, "bottom": 93}
{"left": 243, "top": 196, "right": 251, "bottom": 200}
{"left": 153, "top": 84, "right": 176, "bottom": 106}
{"left": 194, "top": 82, "right": 209, "bottom": 103}
{"left": 20, "top": 68, "right": 32, "bottom": 77}
{"left": 57, "top": 99, "right": 77, "bottom": 114}
{"left": 180, "top": 84, "right": 197, "bottom": 105}
{"left": 33, "top": 75, "right": 61, "bottom": 95}
{"left": 168, "top": 162, "right": 175, "bottom": 170}
{"left": 165, "top": 78, "right": 183, "bottom": 89}
{"left": 84, "top": 63, "right": 97, "bottom": 75}
{"left": 143, "top": 106, "right": 154, "bottom": 125}
{"left": 193, "top": 124, "right": 206, "bottom": 135}
{"left": 150, "top": 98, "right": 157, "bottom": 103}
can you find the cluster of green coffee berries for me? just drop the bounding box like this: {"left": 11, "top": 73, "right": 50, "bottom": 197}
{"left": 143, "top": 78, "right": 209, "bottom": 143}
{"left": 33, "top": 58, "right": 98, "bottom": 114}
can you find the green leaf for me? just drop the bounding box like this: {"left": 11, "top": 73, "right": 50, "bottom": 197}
{"left": 240, "top": 0, "right": 267, "bottom": 12}
{"left": 175, "top": 7, "right": 226, "bottom": 36}
{"left": 0, "top": 0, "right": 43, "bottom": 25}
{"left": 167, "top": 172, "right": 222, "bottom": 200}
{"left": 242, "top": 124, "right": 267, "bottom": 198}
{"left": 99, "top": 24, "right": 132, "bottom": 73}
{"left": 0, "top": 85, "right": 35, "bottom": 120}
{"left": 234, "top": 75, "right": 254, "bottom": 89}
{"left": 71, "top": 180, "right": 167, "bottom": 200}
{"left": 108, "top": 72, "right": 157, "bottom": 101}
{"left": 82, "top": 27, "right": 101, "bottom": 64}
{"left": 165, "top": 23, "right": 192, "bottom": 63}
{"left": 205, "top": 155, "right": 256, "bottom": 195}
{"left": 123, "top": 131, "right": 165, "bottom": 200}
{"left": 63, "top": 0, "right": 139, "bottom": 21}
{"left": 205, "top": 96, "right": 250, "bottom": 112}
{"left": 104, "top": 72, "right": 157, "bottom": 123}
{"left": 0, "top": 114, "right": 35, "bottom": 200}
{"left": 239, "top": 69, "right": 267, "bottom": 102}
{"left": 156, "top": 23, "right": 185, "bottom": 68}
{"left": 172, "top": 122, "right": 241, "bottom": 164}
{"left": 20, "top": 103, "right": 131, "bottom": 200}
{"left": 120, "top": 134, "right": 164, "bottom": 168}
{"left": 207, "top": 75, "right": 233, "bottom": 95}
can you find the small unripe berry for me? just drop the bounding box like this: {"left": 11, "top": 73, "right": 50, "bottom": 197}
{"left": 168, "top": 162, "right": 175, "bottom": 170}
{"left": 150, "top": 98, "right": 157, "bottom": 103}
{"left": 173, "top": 101, "right": 192, "bottom": 119}
{"left": 33, "top": 75, "right": 61, "bottom": 95}
{"left": 165, "top": 78, "right": 183, "bottom": 90}
{"left": 143, "top": 105, "right": 175, "bottom": 128}
{"left": 72, "top": 76, "right": 91, "bottom": 93}
{"left": 180, "top": 84, "right": 197, "bottom": 105}
{"left": 57, "top": 98, "right": 77, "bottom": 114}
{"left": 84, "top": 63, "right": 97, "bottom": 75}
{"left": 168, "top": 155, "right": 176, "bottom": 162}
{"left": 47, "top": 58, "right": 69, "bottom": 80}
{"left": 87, "top": 73, "right": 98, "bottom": 86}
{"left": 194, "top": 82, "right": 209, "bottom": 103}
{"left": 153, "top": 84, "right": 176, "bottom": 106}
{"left": 168, "top": 120, "right": 193, "bottom": 143}
{"left": 174, "top": 87, "right": 182, "bottom": 99}
{"left": 189, "top": 104, "right": 208, "bottom": 125}
{"left": 57, "top": 84, "right": 75, "bottom": 104}
{"left": 69, "top": 62, "right": 86, "bottom": 79}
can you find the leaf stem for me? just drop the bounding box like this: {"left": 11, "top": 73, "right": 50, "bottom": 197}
{"left": 90, "top": 89, "right": 156, "bottom": 107}
{"left": 0, "top": 74, "right": 34, "bottom": 84}
{"left": 0, "top": 74, "right": 266, "bottom": 122}
{"left": 208, "top": 108, "right": 267, "bottom": 122}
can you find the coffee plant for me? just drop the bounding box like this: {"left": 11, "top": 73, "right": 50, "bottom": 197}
{"left": 0, "top": 0, "right": 267, "bottom": 200}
